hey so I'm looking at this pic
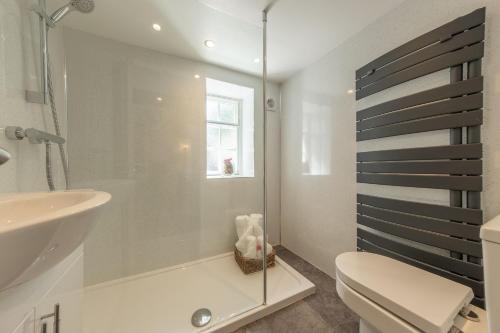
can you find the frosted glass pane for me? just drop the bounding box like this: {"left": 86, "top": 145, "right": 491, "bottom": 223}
{"left": 222, "top": 149, "right": 237, "bottom": 159}
{"left": 219, "top": 102, "right": 238, "bottom": 124}
{"left": 220, "top": 127, "right": 237, "bottom": 149}
{"left": 207, "top": 99, "right": 218, "bottom": 121}
{"left": 207, "top": 125, "right": 220, "bottom": 147}
{"left": 207, "top": 148, "right": 219, "bottom": 173}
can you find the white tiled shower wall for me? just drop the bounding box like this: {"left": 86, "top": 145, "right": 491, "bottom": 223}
{"left": 63, "top": 28, "right": 282, "bottom": 286}
{"left": 0, "top": 1, "right": 83, "bottom": 332}
{"left": 281, "top": 0, "right": 500, "bottom": 278}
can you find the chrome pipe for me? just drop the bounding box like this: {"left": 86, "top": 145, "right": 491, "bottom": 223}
{"left": 30, "top": 0, "right": 49, "bottom": 104}
{"left": 45, "top": 141, "right": 55, "bottom": 191}
{"left": 40, "top": 0, "right": 49, "bottom": 104}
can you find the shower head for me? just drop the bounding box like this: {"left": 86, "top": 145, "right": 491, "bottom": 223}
{"left": 48, "top": 0, "right": 95, "bottom": 26}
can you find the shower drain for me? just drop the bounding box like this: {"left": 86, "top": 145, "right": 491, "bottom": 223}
{"left": 191, "top": 308, "right": 212, "bottom": 327}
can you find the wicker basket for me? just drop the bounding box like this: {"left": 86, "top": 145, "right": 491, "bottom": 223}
{"left": 234, "top": 247, "right": 276, "bottom": 274}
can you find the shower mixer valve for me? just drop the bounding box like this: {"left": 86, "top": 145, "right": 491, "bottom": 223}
{"left": 5, "top": 126, "right": 65, "bottom": 144}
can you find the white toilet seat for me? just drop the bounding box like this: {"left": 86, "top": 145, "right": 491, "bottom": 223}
{"left": 336, "top": 277, "right": 420, "bottom": 333}
{"left": 335, "top": 252, "right": 487, "bottom": 333}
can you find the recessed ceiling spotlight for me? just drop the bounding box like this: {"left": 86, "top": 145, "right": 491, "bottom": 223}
{"left": 347, "top": 89, "right": 355, "bottom": 94}
{"left": 254, "top": 58, "right": 260, "bottom": 63}
{"left": 204, "top": 40, "right": 216, "bottom": 48}
{"left": 156, "top": 97, "right": 163, "bottom": 102}
{"left": 152, "top": 23, "right": 162, "bottom": 32}
{"left": 194, "top": 74, "right": 201, "bottom": 79}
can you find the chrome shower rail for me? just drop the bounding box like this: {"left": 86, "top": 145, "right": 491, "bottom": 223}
{"left": 27, "top": 0, "right": 49, "bottom": 105}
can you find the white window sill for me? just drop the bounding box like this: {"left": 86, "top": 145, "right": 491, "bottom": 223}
{"left": 207, "top": 175, "right": 254, "bottom": 179}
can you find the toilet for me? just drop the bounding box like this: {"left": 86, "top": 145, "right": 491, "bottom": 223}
{"left": 336, "top": 215, "right": 500, "bottom": 333}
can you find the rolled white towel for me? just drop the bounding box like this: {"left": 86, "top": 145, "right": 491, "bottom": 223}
{"left": 236, "top": 226, "right": 252, "bottom": 253}
{"left": 235, "top": 238, "right": 247, "bottom": 254}
{"left": 235, "top": 215, "right": 249, "bottom": 239}
{"left": 248, "top": 218, "right": 263, "bottom": 237}
{"left": 250, "top": 213, "right": 263, "bottom": 228}
{"left": 256, "top": 236, "right": 273, "bottom": 259}
{"left": 243, "top": 236, "right": 257, "bottom": 259}
{"left": 236, "top": 219, "right": 260, "bottom": 253}
{"left": 235, "top": 213, "right": 268, "bottom": 259}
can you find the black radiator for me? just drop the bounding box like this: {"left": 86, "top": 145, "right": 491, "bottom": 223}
{"left": 355, "top": 8, "right": 486, "bottom": 308}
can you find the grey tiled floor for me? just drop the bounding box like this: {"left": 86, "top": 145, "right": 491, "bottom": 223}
{"left": 232, "top": 246, "right": 359, "bottom": 333}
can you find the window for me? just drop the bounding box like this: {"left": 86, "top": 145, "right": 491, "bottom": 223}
{"left": 206, "top": 95, "right": 242, "bottom": 176}
{"left": 205, "top": 78, "right": 254, "bottom": 178}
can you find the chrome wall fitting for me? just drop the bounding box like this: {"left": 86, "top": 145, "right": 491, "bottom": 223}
{"left": 5, "top": 126, "right": 65, "bottom": 144}
{"left": 0, "top": 147, "right": 10, "bottom": 166}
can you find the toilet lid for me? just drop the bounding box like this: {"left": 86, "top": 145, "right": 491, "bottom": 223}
{"left": 336, "top": 252, "right": 474, "bottom": 333}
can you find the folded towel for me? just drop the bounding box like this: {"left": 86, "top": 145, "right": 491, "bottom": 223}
{"left": 248, "top": 218, "right": 263, "bottom": 237}
{"left": 235, "top": 215, "right": 249, "bottom": 239}
{"left": 235, "top": 213, "right": 272, "bottom": 259}
{"left": 249, "top": 213, "right": 263, "bottom": 227}
{"left": 236, "top": 227, "right": 252, "bottom": 253}
{"left": 243, "top": 236, "right": 257, "bottom": 258}
{"left": 256, "top": 235, "right": 273, "bottom": 259}
{"left": 236, "top": 218, "right": 259, "bottom": 253}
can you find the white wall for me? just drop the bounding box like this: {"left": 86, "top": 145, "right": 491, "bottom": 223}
{"left": 0, "top": 0, "right": 67, "bottom": 192}
{"left": 63, "top": 28, "right": 281, "bottom": 286}
{"left": 281, "top": 0, "right": 500, "bottom": 278}
{"left": 0, "top": 1, "right": 82, "bottom": 332}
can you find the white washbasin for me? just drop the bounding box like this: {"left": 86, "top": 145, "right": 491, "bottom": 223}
{"left": 0, "top": 190, "right": 111, "bottom": 291}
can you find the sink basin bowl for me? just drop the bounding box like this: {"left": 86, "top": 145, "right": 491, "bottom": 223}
{"left": 0, "top": 190, "right": 111, "bottom": 291}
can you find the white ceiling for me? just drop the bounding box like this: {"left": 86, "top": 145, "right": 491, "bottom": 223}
{"left": 48, "top": 0, "right": 405, "bottom": 82}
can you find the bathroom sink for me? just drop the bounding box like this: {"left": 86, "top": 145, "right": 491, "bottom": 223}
{"left": 0, "top": 190, "right": 111, "bottom": 291}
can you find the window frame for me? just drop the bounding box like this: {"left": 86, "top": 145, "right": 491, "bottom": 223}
{"left": 206, "top": 94, "right": 243, "bottom": 177}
